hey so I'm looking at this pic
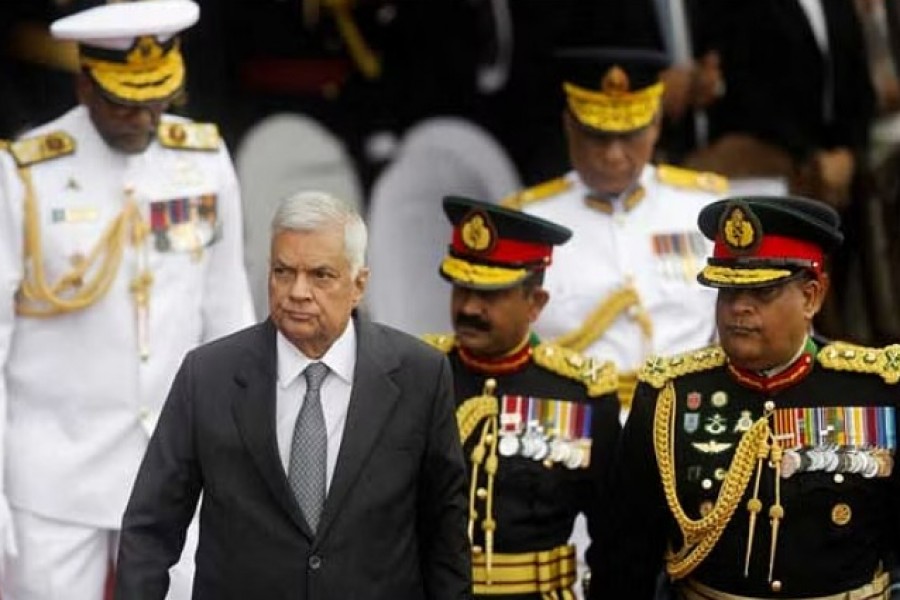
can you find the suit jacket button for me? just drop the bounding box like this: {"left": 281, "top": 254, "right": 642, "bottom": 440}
{"left": 308, "top": 555, "right": 322, "bottom": 570}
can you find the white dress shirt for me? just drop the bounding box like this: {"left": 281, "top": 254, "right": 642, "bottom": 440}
{"left": 275, "top": 321, "right": 357, "bottom": 492}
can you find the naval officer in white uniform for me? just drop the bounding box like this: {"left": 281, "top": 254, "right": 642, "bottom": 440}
{"left": 505, "top": 47, "right": 727, "bottom": 413}
{"left": 0, "top": 2, "right": 254, "bottom": 598}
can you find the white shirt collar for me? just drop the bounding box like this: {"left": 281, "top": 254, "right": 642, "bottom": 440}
{"left": 761, "top": 336, "right": 810, "bottom": 378}
{"left": 276, "top": 320, "right": 357, "bottom": 388}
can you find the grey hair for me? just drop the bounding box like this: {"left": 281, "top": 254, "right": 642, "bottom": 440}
{"left": 271, "top": 190, "right": 368, "bottom": 276}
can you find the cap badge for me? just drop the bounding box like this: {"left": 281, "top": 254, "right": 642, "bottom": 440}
{"left": 128, "top": 36, "right": 165, "bottom": 66}
{"left": 460, "top": 210, "right": 496, "bottom": 254}
{"left": 601, "top": 65, "right": 630, "bottom": 95}
{"left": 719, "top": 201, "right": 762, "bottom": 255}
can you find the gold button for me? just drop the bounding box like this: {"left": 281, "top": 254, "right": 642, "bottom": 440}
{"left": 699, "top": 500, "right": 714, "bottom": 517}
{"left": 771, "top": 580, "right": 782, "bottom": 592}
{"left": 834, "top": 473, "right": 844, "bottom": 484}
{"left": 476, "top": 488, "right": 487, "bottom": 499}
{"left": 764, "top": 400, "right": 775, "bottom": 412}
{"left": 831, "top": 503, "right": 852, "bottom": 526}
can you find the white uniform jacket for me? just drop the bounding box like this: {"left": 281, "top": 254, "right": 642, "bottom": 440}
{"left": 0, "top": 106, "right": 254, "bottom": 534}
{"left": 522, "top": 166, "right": 722, "bottom": 373}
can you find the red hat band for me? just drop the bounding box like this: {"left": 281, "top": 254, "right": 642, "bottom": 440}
{"left": 451, "top": 229, "right": 553, "bottom": 268}
{"left": 713, "top": 234, "right": 824, "bottom": 275}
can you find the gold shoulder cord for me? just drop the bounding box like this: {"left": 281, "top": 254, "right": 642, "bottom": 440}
{"left": 654, "top": 381, "right": 779, "bottom": 580}
{"left": 15, "top": 166, "right": 154, "bottom": 357}
{"left": 458, "top": 379, "right": 500, "bottom": 584}
{"left": 553, "top": 281, "right": 652, "bottom": 354}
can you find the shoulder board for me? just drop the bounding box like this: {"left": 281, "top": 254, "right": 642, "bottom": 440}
{"left": 157, "top": 122, "right": 221, "bottom": 151}
{"left": 9, "top": 131, "right": 75, "bottom": 167}
{"left": 818, "top": 342, "right": 900, "bottom": 384}
{"left": 421, "top": 333, "right": 455, "bottom": 354}
{"left": 532, "top": 343, "right": 618, "bottom": 397}
{"left": 656, "top": 164, "right": 728, "bottom": 195}
{"left": 638, "top": 345, "right": 726, "bottom": 389}
{"left": 500, "top": 177, "right": 571, "bottom": 209}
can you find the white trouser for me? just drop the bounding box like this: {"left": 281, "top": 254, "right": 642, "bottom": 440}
{"left": 1, "top": 508, "right": 198, "bottom": 600}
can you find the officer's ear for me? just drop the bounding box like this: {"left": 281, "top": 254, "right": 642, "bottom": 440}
{"left": 75, "top": 70, "right": 95, "bottom": 106}
{"left": 801, "top": 272, "right": 829, "bottom": 321}
{"left": 527, "top": 287, "right": 550, "bottom": 323}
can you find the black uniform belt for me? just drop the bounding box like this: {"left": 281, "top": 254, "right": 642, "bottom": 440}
{"left": 472, "top": 544, "right": 577, "bottom": 595}
{"left": 679, "top": 571, "right": 890, "bottom": 600}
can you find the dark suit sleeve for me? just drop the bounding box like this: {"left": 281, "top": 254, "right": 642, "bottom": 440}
{"left": 417, "top": 355, "right": 472, "bottom": 600}
{"left": 588, "top": 383, "right": 669, "bottom": 600}
{"left": 115, "top": 355, "right": 203, "bottom": 600}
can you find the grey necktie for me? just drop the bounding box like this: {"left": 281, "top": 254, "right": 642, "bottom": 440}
{"left": 288, "top": 362, "right": 329, "bottom": 532}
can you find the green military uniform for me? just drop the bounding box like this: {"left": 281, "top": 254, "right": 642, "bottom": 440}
{"left": 425, "top": 333, "right": 620, "bottom": 600}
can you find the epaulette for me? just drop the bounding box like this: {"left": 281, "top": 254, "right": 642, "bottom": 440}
{"left": 421, "top": 333, "right": 455, "bottom": 354}
{"left": 9, "top": 131, "right": 75, "bottom": 167}
{"left": 638, "top": 345, "right": 726, "bottom": 389}
{"left": 818, "top": 342, "right": 900, "bottom": 384}
{"left": 532, "top": 343, "right": 618, "bottom": 397}
{"left": 157, "top": 122, "right": 221, "bottom": 151}
{"left": 657, "top": 164, "right": 728, "bottom": 195}
{"left": 500, "top": 177, "right": 572, "bottom": 209}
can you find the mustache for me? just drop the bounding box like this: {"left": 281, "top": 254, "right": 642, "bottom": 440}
{"left": 722, "top": 321, "right": 759, "bottom": 333}
{"left": 454, "top": 313, "right": 491, "bottom": 331}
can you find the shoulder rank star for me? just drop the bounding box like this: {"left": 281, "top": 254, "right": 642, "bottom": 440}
{"left": 692, "top": 439, "right": 733, "bottom": 454}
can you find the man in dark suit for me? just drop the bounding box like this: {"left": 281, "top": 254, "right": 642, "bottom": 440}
{"left": 113, "top": 190, "right": 472, "bottom": 600}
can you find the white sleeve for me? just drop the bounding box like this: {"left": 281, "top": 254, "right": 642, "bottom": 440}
{"left": 0, "top": 151, "right": 24, "bottom": 561}
{"left": 200, "top": 143, "right": 255, "bottom": 342}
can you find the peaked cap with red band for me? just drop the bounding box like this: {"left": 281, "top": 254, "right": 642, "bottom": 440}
{"left": 440, "top": 196, "right": 572, "bottom": 290}
{"left": 696, "top": 196, "right": 843, "bottom": 289}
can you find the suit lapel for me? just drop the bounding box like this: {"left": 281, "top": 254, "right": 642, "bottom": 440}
{"left": 231, "top": 320, "right": 314, "bottom": 538}
{"left": 315, "top": 319, "right": 400, "bottom": 542}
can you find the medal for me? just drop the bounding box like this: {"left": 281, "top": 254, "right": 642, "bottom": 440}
{"left": 498, "top": 434, "right": 520, "bottom": 457}
{"left": 532, "top": 436, "right": 550, "bottom": 461}
{"left": 565, "top": 446, "right": 584, "bottom": 470}
{"left": 550, "top": 438, "right": 571, "bottom": 463}
{"left": 780, "top": 449, "right": 801, "bottom": 478}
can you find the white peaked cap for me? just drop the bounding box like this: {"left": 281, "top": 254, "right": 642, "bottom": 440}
{"left": 51, "top": 0, "right": 200, "bottom": 51}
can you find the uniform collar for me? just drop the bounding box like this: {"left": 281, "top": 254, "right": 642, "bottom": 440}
{"left": 579, "top": 165, "right": 651, "bottom": 214}
{"left": 726, "top": 337, "right": 818, "bottom": 393}
{"left": 456, "top": 332, "right": 536, "bottom": 376}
